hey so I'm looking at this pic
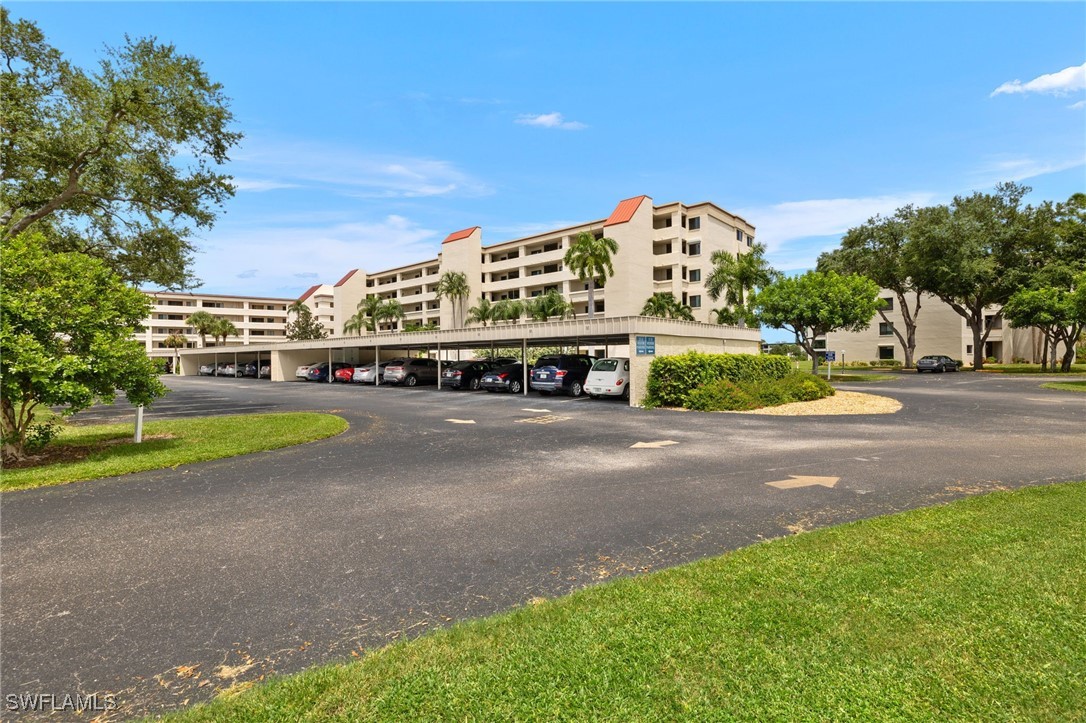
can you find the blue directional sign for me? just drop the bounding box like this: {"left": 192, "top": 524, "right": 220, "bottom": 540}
{"left": 825, "top": 351, "right": 836, "bottom": 362}
{"left": 635, "top": 336, "right": 656, "bottom": 356}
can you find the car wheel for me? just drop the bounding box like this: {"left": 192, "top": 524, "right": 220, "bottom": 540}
{"left": 469, "top": 377, "right": 481, "bottom": 391}
{"left": 622, "top": 384, "right": 630, "bottom": 400}
{"left": 509, "top": 380, "right": 523, "bottom": 394}
{"left": 404, "top": 375, "right": 418, "bottom": 387}
{"left": 569, "top": 381, "right": 583, "bottom": 398}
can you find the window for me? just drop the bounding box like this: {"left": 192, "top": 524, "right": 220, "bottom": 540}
{"left": 736, "top": 229, "right": 743, "bottom": 241}
{"left": 966, "top": 345, "right": 973, "bottom": 354}
{"left": 689, "top": 295, "right": 701, "bottom": 308}
{"left": 746, "top": 235, "right": 753, "bottom": 247}
{"left": 879, "top": 322, "right": 894, "bottom": 336}
{"left": 689, "top": 269, "right": 701, "bottom": 282}
{"left": 813, "top": 339, "right": 827, "bottom": 350}
{"left": 681, "top": 266, "right": 688, "bottom": 281}
{"left": 985, "top": 315, "right": 1002, "bottom": 330}
{"left": 594, "top": 300, "right": 604, "bottom": 313}
{"left": 881, "top": 296, "right": 894, "bottom": 311}
{"left": 688, "top": 242, "right": 701, "bottom": 256}
{"left": 878, "top": 345, "right": 896, "bottom": 360}
{"left": 688, "top": 216, "right": 701, "bottom": 231}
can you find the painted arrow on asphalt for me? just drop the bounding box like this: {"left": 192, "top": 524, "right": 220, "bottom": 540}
{"left": 445, "top": 419, "right": 476, "bottom": 424}
{"left": 765, "top": 475, "right": 840, "bottom": 489}
{"left": 630, "top": 440, "right": 679, "bottom": 449}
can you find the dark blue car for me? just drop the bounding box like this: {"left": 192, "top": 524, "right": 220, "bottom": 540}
{"left": 306, "top": 361, "right": 354, "bottom": 382}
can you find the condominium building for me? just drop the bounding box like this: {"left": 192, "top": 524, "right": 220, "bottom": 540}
{"left": 823, "top": 291, "right": 1045, "bottom": 364}
{"left": 297, "top": 283, "right": 336, "bottom": 328}
{"left": 330, "top": 195, "right": 756, "bottom": 335}
{"left": 139, "top": 290, "right": 295, "bottom": 355}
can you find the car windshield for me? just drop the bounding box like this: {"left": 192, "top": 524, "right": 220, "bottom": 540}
{"left": 534, "top": 356, "right": 559, "bottom": 368}
{"left": 592, "top": 359, "right": 619, "bottom": 372}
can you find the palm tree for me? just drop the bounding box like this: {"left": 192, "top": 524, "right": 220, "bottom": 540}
{"left": 209, "top": 317, "right": 239, "bottom": 346}
{"left": 466, "top": 296, "right": 495, "bottom": 327}
{"left": 343, "top": 309, "right": 369, "bottom": 335}
{"left": 287, "top": 299, "right": 308, "bottom": 317}
{"left": 492, "top": 299, "right": 524, "bottom": 324}
{"left": 641, "top": 292, "right": 694, "bottom": 321}
{"left": 563, "top": 231, "right": 619, "bottom": 319}
{"left": 185, "top": 310, "right": 217, "bottom": 348}
{"left": 375, "top": 299, "right": 405, "bottom": 330}
{"left": 435, "top": 271, "right": 470, "bottom": 328}
{"left": 526, "top": 290, "right": 575, "bottom": 321}
{"left": 708, "top": 308, "right": 733, "bottom": 325}
{"left": 704, "top": 242, "right": 778, "bottom": 327}
{"left": 162, "top": 332, "right": 188, "bottom": 374}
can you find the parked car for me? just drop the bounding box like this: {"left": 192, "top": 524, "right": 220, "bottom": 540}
{"left": 259, "top": 364, "right": 272, "bottom": 379}
{"left": 530, "top": 354, "right": 597, "bottom": 397}
{"left": 217, "top": 362, "right": 240, "bottom": 377}
{"left": 353, "top": 360, "right": 398, "bottom": 384}
{"left": 480, "top": 363, "right": 527, "bottom": 394}
{"left": 442, "top": 360, "right": 499, "bottom": 391}
{"left": 585, "top": 357, "right": 631, "bottom": 399}
{"left": 333, "top": 366, "right": 356, "bottom": 383}
{"left": 240, "top": 362, "right": 260, "bottom": 378}
{"left": 198, "top": 363, "right": 217, "bottom": 376}
{"left": 306, "top": 361, "right": 354, "bottom": 382}
{"left": 384, "top": 357, "right": 439, "bottom": 386}
{"left": 296, "top": 362, "right": 322, "bottom": 379}
{"left": 916, "top": 355, "right": 959, "bottom": 373}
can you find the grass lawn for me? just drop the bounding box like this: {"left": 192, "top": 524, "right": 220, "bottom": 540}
{"left": 1, "top": 413, "right": 348, "bottom": 491}
{"left": 1041, "top": 380, "right": 1086, "bottom": 393}
{"left": 169, "top": 481, "right": 1086, "bottom": 722}
{"left": 980, "top": 363, "right": 1086, "bottom": 375}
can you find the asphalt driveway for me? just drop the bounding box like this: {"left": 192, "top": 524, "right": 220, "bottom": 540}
{"left": 2, "top": 372, "right": 1083, "bottom": 719}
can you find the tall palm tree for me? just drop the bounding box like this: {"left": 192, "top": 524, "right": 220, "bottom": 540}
{"left": 209, "top": 317, "right": 239, "bottom": 346}
{"left": 435, "top": 271, "right": 470, "bottom": 328}
{"left": 492, "top": 299, "right": 524, "bottom": 324}
{"left": 287, "top": 299, "right": 308, "bottom": 317}
{"left": 185, "top": 310, "right": 217, "bottom": 348}
{"left": 563, "top": 231, "right": 619, "bottom": 319}
{"left": 343, "top": 309, "right": 369, "bottom": 335}
{"left": 641, "top": 292, "right": 694, "bottom": 321}
{"left": 372, "top": 299, "right": 405, "bottom": 330}
{"left": 162, "top": 332, "right": 188, "bottom": 374}
{"left": 466, "top": 297, "right": 495, "bottom": 327}
{"left": 704, "top": 242, "right": 778, "bottom": 327}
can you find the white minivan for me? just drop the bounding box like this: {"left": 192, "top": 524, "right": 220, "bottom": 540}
{"left": 585, "top": 357, "right": 631, "bottom": 399}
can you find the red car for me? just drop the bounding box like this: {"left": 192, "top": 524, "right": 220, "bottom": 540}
{"left": 333, "top": 366, "right": 356, "bottom": 383}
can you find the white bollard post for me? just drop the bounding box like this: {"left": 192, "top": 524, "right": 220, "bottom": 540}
{"left": 135, "top": 405, "right": 144, "bottom": 443}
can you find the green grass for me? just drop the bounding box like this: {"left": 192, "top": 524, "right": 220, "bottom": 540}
{"left": 1, "top": 413, "right": 348, "bottom": 491}
{"left": 168, "top": 481, "right": 1086, "bottom": 722}
{"left": 1041, "top": 380, "right": 1086, "bottom": 393}
{"left": 981, "top": 363, "right": 1086, "bottom": 375}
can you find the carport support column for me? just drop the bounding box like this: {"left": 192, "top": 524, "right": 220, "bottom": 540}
{"left": 522, "top": 337, "right": 528, "bottom": 396}
{"left": 437, "top": 341, "right": 442, "bottom": 389}
{"left": 375, "top": 345, "right": 380, "bottom": 386}
{"left": 328, "top": 348, "right": 333, "bottom": 383}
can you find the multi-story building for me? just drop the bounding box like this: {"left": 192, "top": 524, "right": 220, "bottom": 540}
{"left": 823, "top": 291, "right": 1045, "bottom": 364}
{"left": 330, "top": 195, "right": 756, "bottom": 335}
{"left": 139, "top": 290, "right": 295, "bottom": 355}
{"left": 297, "top": 283, "right": 336, "bottom": 329}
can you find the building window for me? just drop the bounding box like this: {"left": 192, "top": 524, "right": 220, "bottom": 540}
{"left": 689, "top": 269, "right": 701, "bottom": 283}
{"left": 879, "top": 322, "right": 894, "bottom": 336}
{"left": 681, "top": 266, "right": 688, "bottom": 281}
{"left": 736, "top": 229, "right": 742, "bottom": 241}
{"left": 594, "top": 300, "right": 605, "bottom": 313}
{"left": 689, "top": 216, "right": 701, "bottom": 231}
{"left": 881, "top": 296, "right": 894, "bottom": 311}
{"left": 746, "top": 234, "right": 753, "bottom": 247}
{"left": 813, "top": 339, "right": 827, "bottom": 350}
{"left": 878, "top": 345, "right": 896, "bottom": 360}
{"left": 688, "top": 242, "right": 701, "bottom": 256}
{"left": 985, "top": 315, "right": 1002, "bottom": 330}
{"left": 689, "top": 295, "right": 701, "bottom": 308}
{"left": 966, "top": 345, "right": 973, "bottom": 354}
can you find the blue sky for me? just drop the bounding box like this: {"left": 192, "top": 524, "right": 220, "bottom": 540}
{"left": 12, "top": 2, "right": 1086, "bottom": 338}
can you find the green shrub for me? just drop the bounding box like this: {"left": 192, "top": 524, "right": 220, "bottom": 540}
{"left": 778, "top": 372, "right": 835, "bottom": 402}
{"left": 870, "top": 359, "right": 902, "bottom": 368}
{"left": 740, "top": 379, "right": 793, "bottom": 406}
{"left": 686, "top": 379, "right": 760, "bottom": 411}
{"left": 644, "top": 352, "right": 792, "bottom": 407}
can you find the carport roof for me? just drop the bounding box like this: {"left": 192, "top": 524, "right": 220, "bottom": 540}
{"left": 178, "top": 316, "right": 760, "bottom": 356}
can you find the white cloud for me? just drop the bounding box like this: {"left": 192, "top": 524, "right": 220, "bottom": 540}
{"left": 233, "top": 178, "right": 299, "bottom": 192}
{"left": 1070, "top": 100, "right": 1086, "bottom": 110}
{"left": 515, "top": 112, "right": 587, "bottom": 130}
{"left": 194, "top": 215, "right": 439, "bottom": 298}
{"left": 970, "top": 155, "right": 1086, "bottom": 185}
{"left": 990, "top": 62, "right": 1086, "bottom": 97}
{"left": 231, "top": 138, "right": 492, "bottom": 199}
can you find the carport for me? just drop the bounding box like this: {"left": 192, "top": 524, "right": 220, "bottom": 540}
{"left": 175, "top": 316, "right": 761, "bottom": 405}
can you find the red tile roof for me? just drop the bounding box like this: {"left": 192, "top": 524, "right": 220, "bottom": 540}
{"left": 297, "top": 284, "right": 321, "bottom": 302}
{"left": 442, "top": 226, "right": 480, "bottom": 244}
{"left": 334, "top": 269, "right": 359, "bottom": 287}
{"left": 604, "top": 195, "right": 649, "bottom": 226}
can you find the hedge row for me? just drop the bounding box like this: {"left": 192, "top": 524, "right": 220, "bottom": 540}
{"left": 644, "top": 352, "right": 792, "bottom": 408}
{"left": 686, "top": 372, "right": 835, "bottom": 412}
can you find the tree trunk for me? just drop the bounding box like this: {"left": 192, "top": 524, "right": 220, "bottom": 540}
{"left": 970, "top": 323, "right": 985, "bottom": 370}
{"left": 587, "top": 279, "right": 595, "bottom": 319}
{"left": 1041, "top": 335, "right": 1049, "bottom": 371}
{"left": 1, "top": 397, "right": 26, "bottom": 461}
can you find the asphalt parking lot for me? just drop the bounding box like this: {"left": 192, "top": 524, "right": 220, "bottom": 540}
{"left": 2, "top": 372, "right": 1084, "bottom": 719}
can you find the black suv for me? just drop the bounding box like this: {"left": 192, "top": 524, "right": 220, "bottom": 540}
{"left": 529, "top": 354, "right": 597, "bottom": 397}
